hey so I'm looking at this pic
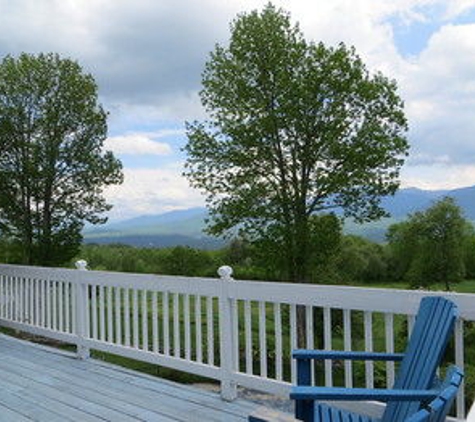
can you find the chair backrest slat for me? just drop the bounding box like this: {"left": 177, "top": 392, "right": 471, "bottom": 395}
{"left": 382, "top": 297, "right": 458, "bottom": 422}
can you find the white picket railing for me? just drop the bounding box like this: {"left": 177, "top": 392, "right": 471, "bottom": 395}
{"left": 0, "top": 262, "right": 473, "bottom": 420}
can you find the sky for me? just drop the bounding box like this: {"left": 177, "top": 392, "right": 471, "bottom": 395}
{"left": 1, "top": 0, "right": 475, "bottom": 221}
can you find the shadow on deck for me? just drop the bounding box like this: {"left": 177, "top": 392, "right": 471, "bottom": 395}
{"left": 0, "top": 334, "right": 262, "bottom": 422}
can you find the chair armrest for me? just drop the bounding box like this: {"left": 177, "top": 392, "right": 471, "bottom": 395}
{"left": 292, "top": 350, "right": 405, "bottom": 361}
{"left": 290, "top": 386, "right": 438, "bottom": 402}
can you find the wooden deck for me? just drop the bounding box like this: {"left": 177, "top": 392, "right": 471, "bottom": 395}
{"left": 0, "top": 334, "right": 262, "bottom": 421}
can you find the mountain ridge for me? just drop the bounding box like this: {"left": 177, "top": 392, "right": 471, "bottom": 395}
{"left": 84, "top": 185, "right": 475, "bottom": 247}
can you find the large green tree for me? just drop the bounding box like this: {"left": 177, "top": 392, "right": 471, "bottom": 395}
{"left": 184, "top": 4, "right": 408, "bottom": 288}
{"left": 0, "top": 53, "right": 123, "bottom": 266}
{"left": 387, "top": 197, "right": 470, "bottom": 290}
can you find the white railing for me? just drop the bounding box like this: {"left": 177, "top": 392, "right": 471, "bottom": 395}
{"left": 0, "top": 262, "right": 473, "bottom": 420}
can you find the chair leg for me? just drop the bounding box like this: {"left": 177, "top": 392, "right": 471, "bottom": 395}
{"left": 295, "top": 359, "right": 313, "bottom": 421}
{"left": 296, "top": 400, "right": 314, "bottom": 422}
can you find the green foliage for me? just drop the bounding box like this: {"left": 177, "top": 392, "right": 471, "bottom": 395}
{"left": 184, "top": 4, "right": 408, "bottom": 285}
{"left": 463, "top": 229, "right": 475, "bottom": 279}
{"left": 77, "top": 244, "right": 224, "bottom": 277}
{"left": 335, "top": 235, "right": 388, "bottom": 283}
{"left": 0, "top": 53, "right": 123, "bottom": 266}
{"left": 387, "top": 197, "right": 471, "bottom": 290}
{"left": 162, "top": 246, "right": 217, "bottom": 277}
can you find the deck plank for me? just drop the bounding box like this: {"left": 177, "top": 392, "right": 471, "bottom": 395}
{"left": 0, "top": 403, "right": 33, "bottom": 422}
{"left": 0, "top": 355, "right": 176, "bottom": 422}
{"left": 0, "top": 347, "right": 246, "bottom": 421}
{"left": 0, "top": 334, "right": 260, "bottom": 421}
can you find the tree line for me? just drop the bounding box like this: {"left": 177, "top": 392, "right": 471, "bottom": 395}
{"left": 1, "top": 196, "right": 471, "bottom": 291}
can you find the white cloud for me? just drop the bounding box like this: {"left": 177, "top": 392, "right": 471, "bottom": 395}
{"left": 105, "top": 132, "right": 177, "bottom": 155}
{"left": 104, "top": 166, "right": 205, "bottom": 221}
{"left": 398, "top": 22, "right": 475, "bottom": 166}
{"left": 2, "top": 0, "right": 475, "bottom": 214}
{"left": 401, "top": 163, "right": 475, "bottom": 189}
{"left": 444, "top": 0, "right": 475, "bottom": 19}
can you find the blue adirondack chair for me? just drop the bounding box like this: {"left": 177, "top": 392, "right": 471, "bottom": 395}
{"left": 290, "top": 296, "right": 459, "bottom": 422}
{"left": 247, "top": 367, "right": 463, "bottom": 422}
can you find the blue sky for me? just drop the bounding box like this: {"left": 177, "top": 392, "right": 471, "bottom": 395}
{"left": 1, "top": 0, "right": 475, "bottom": 221}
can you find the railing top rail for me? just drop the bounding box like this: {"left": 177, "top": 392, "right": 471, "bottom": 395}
{"left": 229, "top": 279, "right": 475, "bottom": 320}
{"left": 0, "top": 264, "right": 220, "bottom": 297}
{"left": 1, "top": 263, "right": 474, "bottom": 320}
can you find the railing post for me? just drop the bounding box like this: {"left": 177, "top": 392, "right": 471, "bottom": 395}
{"left": 75, "top": 260, "right": 90, "bottom": 360}
{"left": 218, "top": 265, "right": 238, "bottom": 401}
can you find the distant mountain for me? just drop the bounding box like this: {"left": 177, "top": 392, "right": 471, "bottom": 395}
{"left": 84, "top": 185, "right": 475, "bottom": 247}
{"left": 85, "top": 233, "right": 224, "bottom": 250}
{"left": 87, "top": 207, "right": 207, "bottom": 236}
{"left": 379, "top": 185, "right": 475, "bottom": 219}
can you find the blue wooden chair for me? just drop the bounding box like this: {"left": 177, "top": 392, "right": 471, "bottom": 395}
{"left": 290, "top": 296, "right": 459, "bottom": 422}
{"left": 247, "top": 366, "right": 463, "bottom": 422}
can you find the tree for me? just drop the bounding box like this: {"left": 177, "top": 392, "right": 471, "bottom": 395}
{"left": 184, "top": 4, "right": 408, "bottom": 343}
{"left": 0, "top": 53, "right": 123, "bottom": 266}
{"left": 387, "top": 197, "right": 470, "bottom": 290}
{"left": 335, "top": 235, "right": 388, "bottom": 283}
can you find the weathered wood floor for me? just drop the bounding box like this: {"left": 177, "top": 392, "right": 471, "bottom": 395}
{"left": 0, "top": 334, "right": 259, "bottom": 421}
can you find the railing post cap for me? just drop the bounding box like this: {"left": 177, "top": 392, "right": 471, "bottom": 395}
{"left": 75, "top": 260, "right": 88, "bottom": 270}
{"left": 218, "top": 265, "right": 233, "bottom": 279}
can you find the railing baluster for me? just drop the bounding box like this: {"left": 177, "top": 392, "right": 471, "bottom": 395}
{"left": 15, "top": 277, "right": 20, "bottom": 322}
{"left": 163, "top": 291, "right": 170, "bottom": 355}
{"left": 184, "top": 294, "right": 191, "bottom": 360}
{"left": 107, "top": 286, "right": 113, "bottom": 343}
{"left": 115, "top": 287, "right": 122, "bottom": 345}
{"left": 152, "top": 291, "right": 159, "bottom": 353}
{"left": 58, "top": 281, "right": 63, "bottom": 332}
{"left": 290, "top": 304, "right": 298, "bottom": 384}
{"left": 385, "top": 313, "right": 395, "bottom": 388}
{"left": 65, "top": 282, "right": 70, "bottom": 333}
{"left": 91, "top": 285, "right": 98, "bottom": 339}
{"left": 306, "top": 305, "right": 315, "bottom": 385}
{"left": 245, "top": 300, "right": 252, "bottom": 374}
{"left": 173, "top": 293, "right": 180, "bottom": 357}
{"left": 407, "top": 314, "right": 415, "bottom": 336}
{"left": 20, "top": 277, "right": 24, "bottom": 322}
{"left": 133, "top": 289, "right": 139, "bottom": 348}
{"left": 7, "top": 276, "right": 11, "bottom": 320}
{"left": 195, "top": 295, "right": 202, "bottom": 363}
{"left": 142, "top": 290, "right": 148, "bottom": 351}
{"left": 28, "top": 278, "right": 33, "bottom": 324}
{"left": 343, "top": 308, "right": 353, "bottom": 388}
{"left": 34, "top": 279, "right": 40, "bottom": 326}
{"left": 10, "top": 277, "right": 14, "bottom": 321}
{"left": 99, "top": 285, "right": 106, "bottom": 341}
{"left": 306, "top": 305, "right": 314, "bottom": 349}
{"left": 53, "top": 280, "right": 58, "bottom": 330}
{"left": 364, "top": 311, "right": 374, "bottom": 389}
{"left": 70, "top": 280, "right": 76, "bottom": 333}
{"left": 46, "top": 280, "right": 51, "bottom": 329}
{"left": 274, "top": 302, "right": 283, "bottom": 381}
{"left": 259, "top": 301, "right": 267, "bottom": 378}
{"left": 206, "top": 296, "right": 214, "bottom": 365}
{"left": 324, "top": 307, "right": 333, "bottom": 387}
{"left": 232, "top": 298, "right": 239, "bottom": 372}
{"left": 25, "top": 278, "right": 29, "bottom": 323}
{"left": 124, "top": 288, "right": 130, "bottom": 347}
